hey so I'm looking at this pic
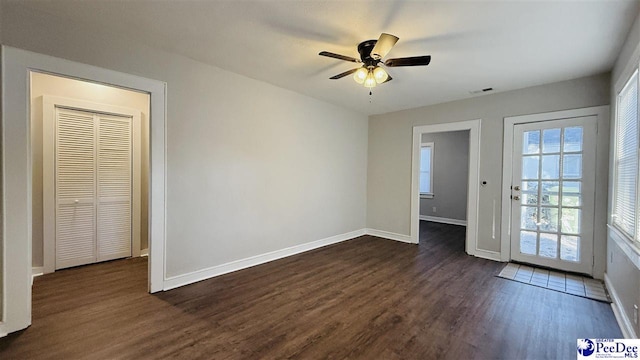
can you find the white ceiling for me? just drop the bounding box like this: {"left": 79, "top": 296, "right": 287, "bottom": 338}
{"left": 17, "top": 0, "right": 640, "bottom": 115}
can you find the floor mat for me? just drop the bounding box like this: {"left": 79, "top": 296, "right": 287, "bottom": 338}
{"left": 497, "top": 263, "right": 610, "bottom": 303}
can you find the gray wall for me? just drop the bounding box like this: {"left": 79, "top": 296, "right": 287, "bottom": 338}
{"left": 420, "top": 131, "right": 469, "bottom": 221}
{"left": 367, "top": 73, "right": 610, "bottom": 263}
{"left": 607, "top": 9, "right": 640, "bottom": 337}
{"left": 0, "top": 3, "right": 368, "bottom": 279}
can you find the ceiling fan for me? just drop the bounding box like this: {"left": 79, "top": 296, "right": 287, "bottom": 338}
{"left": 319, "top": 33, "right": 431, "bottom": 90}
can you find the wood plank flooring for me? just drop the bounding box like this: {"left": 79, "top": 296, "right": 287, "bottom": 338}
{"left": 0, "top": 222, "right": 621, "bottom": 359}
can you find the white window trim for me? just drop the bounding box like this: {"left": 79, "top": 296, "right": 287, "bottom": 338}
{"left": 420, "top": 142, "right": 434, "bottom": 198}
{"left": 611, "top": 65, "right": 640, "bottom": 250}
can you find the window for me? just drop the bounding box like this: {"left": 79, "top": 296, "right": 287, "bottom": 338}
{"left": 420, "top": 142, "right": 434, "bottom": 197}
{"left": 613, "top": 69, "right": 639, "bottom": 243}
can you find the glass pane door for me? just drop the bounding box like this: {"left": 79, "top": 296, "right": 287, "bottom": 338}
{"left": 510, "top": 116, "right": 597, "bottom": 274}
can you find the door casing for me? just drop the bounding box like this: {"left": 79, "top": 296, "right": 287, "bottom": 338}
{"left": 411, "top": 119, "right": 483, "bottom": 257}
{"left": 509, "top": 116, "right": 597, "bottom": 274}
{"left": 501, "top": 106, "right": 610, "bottom": 278}
{"left": 1, "top": 46, "right": 167, "bottom": 336}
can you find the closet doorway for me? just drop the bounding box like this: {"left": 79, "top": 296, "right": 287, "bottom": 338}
{"left": 32, "top": 72, "right": 150, "bottom": 275}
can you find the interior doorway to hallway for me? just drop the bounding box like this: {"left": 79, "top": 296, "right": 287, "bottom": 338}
{"left": 410, "top": 119, "right": 481, "bottom": 256}
{"left": 418, "top": 129, "right": 470, "bottom": 243}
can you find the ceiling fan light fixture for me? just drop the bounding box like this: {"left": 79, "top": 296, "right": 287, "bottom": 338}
{"left": 364, "top": 70, "right": 377, "bottom": 88}
{"left": 353, "top": 67, "right": 368, "bottom": 84}
{"left": 321, "top": 32, "right": 431, "bottom": 90}
{"left": 373, "top": 66, "right": 388, "bottom": 84}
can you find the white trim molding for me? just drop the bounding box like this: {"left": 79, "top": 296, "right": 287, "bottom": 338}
{"left": 420, "top": 215, "right": 467, "bottom": 227}
{"left": 411, "top": 119, "right": 482, "bottom": 256}
{"left": 501, "top": 105, "right": 610, "bottom": 271}
{"left": 366, "top": 228, "right": 414, "bottom": 243}
{"left": 473, "top": 249, "right": 502, "bottom": 262}
{"left": 164, "top": 227, "right": 420, "bottom": 290}
{"left": 605, "top": 273, "right": 638, "bottom": 339}
{"left": 608, "top": 225, "right": 640, "bottom": 271}
{"left": 32, "top": 267, "right": 44, "bottom": 277}
{"left": 1, "top": 46, "right": 167, "bottom": 336}
{"left": 31, "top": 267, "right": 44, "bottom": 285}
{"left": 140, "top": 248, "right": 149, "bottom": 257}
{"left": 419, "top": 142, "right": 434, "bottom": 195}
{"left": 164, "top": 229, "right": 367, "bottom": 290}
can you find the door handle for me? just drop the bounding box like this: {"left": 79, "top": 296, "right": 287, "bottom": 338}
{"left": 513, "top": 195, "right": 520, "bottom": 201}
{"left": 513, "top": 186, "right": 521, "bottom": 191}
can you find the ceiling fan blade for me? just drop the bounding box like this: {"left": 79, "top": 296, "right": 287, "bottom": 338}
{"left": 385, "top": 55, "right": 431, "bottom": 67}
{"left": 319, "top": 51, "right": 360, "bottom": 63}
{"left": 371, "top": 33, "right": 399, "bottom": 60}
{"left": 330, "top": 68, "right": 360, "bottom": 79}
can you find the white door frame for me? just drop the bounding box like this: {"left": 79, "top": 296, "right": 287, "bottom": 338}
{"left": 500, "top": 106, "right": 610, "bottom": 267}
{"left": 411, "top": 119, "right": 481, "bottom": 255}
{"left": 1, "top": 46, "right": 167, "bottom": 336}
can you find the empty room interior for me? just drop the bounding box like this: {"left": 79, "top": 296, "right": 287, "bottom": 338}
{"left": 2, "top": 0, "right": 640, "bottom": 359}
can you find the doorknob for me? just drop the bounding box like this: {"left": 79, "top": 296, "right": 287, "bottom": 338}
{"left": 513, "top": 195, "right": 520, "bottom": 201}
{"left": 74, "top": 199, "right": 79, "bottom": 204}
{"left": 513, "top": 186, "right": 521, "bottom": 191}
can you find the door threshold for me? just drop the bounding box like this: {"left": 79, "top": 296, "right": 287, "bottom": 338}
{"left": 497, "top": 262, "right": 610, "bottom": 303}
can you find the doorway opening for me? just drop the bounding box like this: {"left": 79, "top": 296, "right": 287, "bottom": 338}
{"left": 419, "top": 130, "right": 470, "bottom": 226}
{"left": 30, "top": 72, "right": 150, "bottom": 276}
{"left": 500, "top": 106, "right": 610, "bottom": 276}
{"left": 1, "top": 46, "right": 166, "bottom": 336}
{"left": 410, "top": 119, "right": 482, "bottom": 257}
{"left": 418, "top": 130, "right": 470, "bottom": 247}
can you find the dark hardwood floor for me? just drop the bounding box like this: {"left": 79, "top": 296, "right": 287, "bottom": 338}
{"left": 0, "top": 221, "right": 621, "bottom": 359}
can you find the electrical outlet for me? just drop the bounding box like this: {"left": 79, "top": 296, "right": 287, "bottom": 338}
{"left": 432, "top": 207, "right": 437, "bottom": 213}
{"left": 634, "top": 305, "right": 638, "bottom": 325}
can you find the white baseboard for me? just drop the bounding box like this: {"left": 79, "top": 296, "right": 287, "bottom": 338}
{"left": 365, "top": 228, "right": 414, "bottom": 244}
{"left": 605, "top": 273, "right": 638, "bottom": 339}
{"left": 470, "top": 249, "right": 502, "bottom": 262}
{"left": 31, "top": 267, "right": 44, "bottom": 285}
{"left": 32, "top": 267, "right": 44, "bottom": 276}
{"left": 140, "top": 248, "right": 149, "bottom": 257}
{"left": 163, "top": 229, "right": 367, "bottom": 290}
{"left": 420, "top": 215, "right": 467, "bottom": 226}
{"left": 31, "top": 266, "right": 44, "bottom": 285}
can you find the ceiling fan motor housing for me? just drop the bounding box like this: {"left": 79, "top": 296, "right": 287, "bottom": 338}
{"left": 318, "top": 33, "right": 431, "bottom": 83}
{"left": 357, "top": 40, "right": 380, "bottom": 67}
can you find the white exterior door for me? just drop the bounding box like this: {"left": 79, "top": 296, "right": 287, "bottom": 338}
{"left": 509, "top": 116, "right": 597, "bottom": 274}
{"left": 55, "top": 107, "right": 133, "bottom": 269}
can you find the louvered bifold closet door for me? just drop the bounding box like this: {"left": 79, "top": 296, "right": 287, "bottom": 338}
{"left": 97, "top": 114, "right": 133, "bottom": 261}
{"left": 55, "top": 108, "right": 97, "bottom": 269}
